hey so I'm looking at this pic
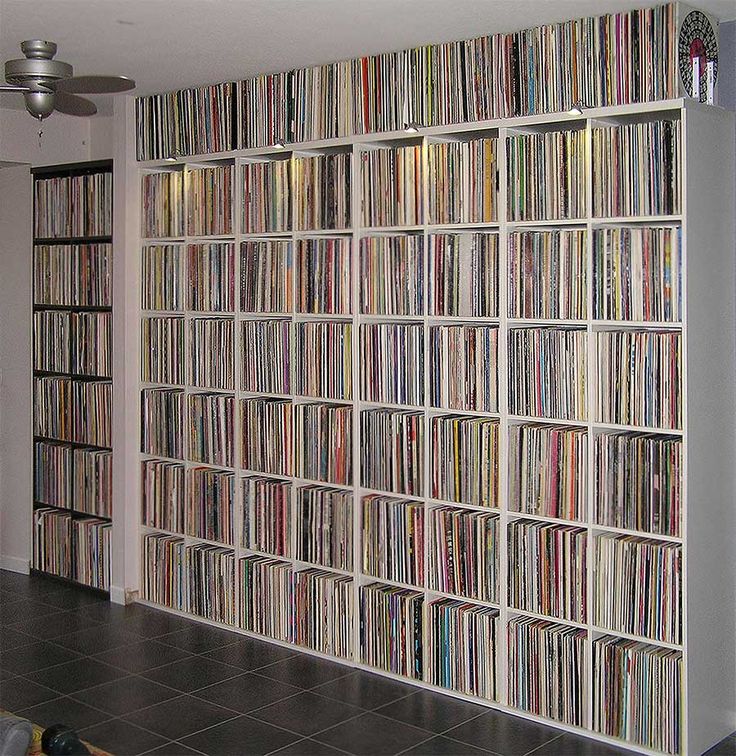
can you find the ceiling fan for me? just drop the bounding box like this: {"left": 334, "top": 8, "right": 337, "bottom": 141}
{"left": 0, "top": 40, "right": 135, "bottom": 121}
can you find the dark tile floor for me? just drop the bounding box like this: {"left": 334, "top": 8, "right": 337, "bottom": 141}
{"left": 0, "top": 570, "right": 732, "bottom": 756}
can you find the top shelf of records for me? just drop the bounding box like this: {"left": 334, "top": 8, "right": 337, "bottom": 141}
{"left": 141, "top": 117, "right": 682, "bottom": 240}
{"left": 132, "top": 2, "right": 710, "bottom": 161}
{"left": 33, "top": 163, "right": 113, "bottom": 241}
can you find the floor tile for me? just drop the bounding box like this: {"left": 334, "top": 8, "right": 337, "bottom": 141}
{"left": 180, "top": 715, "right": 299, "bottom": 755}
{"left": 25, "top": 657, "right": 129, "bottom": 695}
{"left": 375, "top": 689, "right": 486, "bottom": 734}
{"left": 250, "top": 690, "right": 363, "bottom": 736}
{"left": 444, "top": 710, "right": 560, "bottom": 756}
{"left": 530, "top": 733, "right": 638, "bottom": 755}
{"left": 0, "top": 627, "right": 37, "bottom": 652}
{"left": 258, "top": 654, "right": 354, "bottom": 689}
{"left": 0, "top": 640, "right": 82, "bottom": 675}
{"left": 72, "top": 675, "right": 180, "bottom": 716}
{"left": 313, "top": 671, "right": 414, "bottom": 710}
{"left": 142, "top": 742, "right": 204, "bottom": 755}
{"left": 0, "top": 599, "right": 65, "bottom": 625}
{"left": 17, "top": 695, "right": 112, "bottom": 730}
{"left": 269, "top": 738, "right": 349, "bottom": 755}
{"left": 400, "top": 735, "right": 496, "bottom": 755}
{"left": 705, "top": 734, "right": 736, "bottom": 756}
{"left": 94, "top": 638, "right": 192, "bottom": 673}
{"left": 79, "top": 717, "right": 168, "bottom": 755}
{"left": 124, "top": 694, "right": 239, "bottom": 740}
{"left": 54, "top": 624, "right": 144, "bottom": 654}
{"left": 0, "top": 676, "right": 60, "bottom": 711}
{"left": 141, "top": 655, "right": 242, "bottom": 693}
{"left": 313, "top": 712, "right": 433, "bottom": 756}
{"left": 201, "top": 637, "right": 295, "bottom": 670}
{"left": 193, "top": 672, "right": 302, "bottom": 714}
{"left": 115, "top": 607, "right": 199, "bottom": 639}
{"left": 9, "top": 610, "right": 103, "bottom": 640}
{"left": 36, "top": 587, "right": 107, "bottom": 610}
{"left": 157, "top": 623, "right": 241, "bottom": 653}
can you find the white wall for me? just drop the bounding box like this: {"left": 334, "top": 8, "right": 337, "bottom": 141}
{"left": 0, "top": 164, "right": 32, "bottom": 573}
{"left": 0, "top": 107, "right": 114, "bottom": 166}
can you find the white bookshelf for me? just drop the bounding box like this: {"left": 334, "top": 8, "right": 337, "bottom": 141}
{"left": 126, "top": 97, "right": 736, "bottom": 755}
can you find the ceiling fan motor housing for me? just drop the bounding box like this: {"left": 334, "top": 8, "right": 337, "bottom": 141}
{"left": 5, "top": 39, "right": 73, "bottom": 90}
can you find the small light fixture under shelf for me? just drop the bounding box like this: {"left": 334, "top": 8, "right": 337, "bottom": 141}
{"left": 404, "top": 122, "right": 420, "bottom": 134}
{"left": 568, "top": 101, "right": 584, "bottom": 116}
{"left": 271, "top": 139, "right": 286, "bottom": 149}
{"left": 164, "top": 156, "right": 177, "bottom": 162}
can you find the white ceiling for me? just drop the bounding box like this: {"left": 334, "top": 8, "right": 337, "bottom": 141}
{"left": 1, "top": 0, "right": 735, "bottom": 115}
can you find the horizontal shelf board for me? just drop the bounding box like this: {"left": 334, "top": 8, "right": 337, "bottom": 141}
{"left": 591, "top": 319, "right": 683, "bottom": 328}
{"left": 140, "top": 524, "right": 234, "bottom": 549}
{"left": 238, "top": 312, "right": 293, "bottom": 319}
{"left": 358, "top": 313, "right": 424, "bottom": 321}
{"left": 591, "top": 524, "right": 682, "bottom": 543}
{"left": 33, "top": 435, "right": 112, "bottom": 452}
{"left": 33, "top": 304, "right": 112, "bottom": 312}
{"left": 507, "top": 317, "right": 587, "bottom": 326}
{"left": 427, "top": 406, "right": 500, "bottom": 419}
{"left": 507, "top": 607, "right": 588, "bottom": 630}
{"left": 292, "top": 394, "right": 353, "bottom": 405}
{"left": 590, "top": 626, "right": 683, "bottom": 651}
{"left": 293, "top": 228, "right": 353, "bottom": 236}
{"left": 34, "top": 236, "right": 112, "bottom": 245}
{"left": 359, "top": 225, "right": 424, "bottom": 234}
{"left": 359, "top": 485, "right": 425, "bottom": 501}
{"left": 427, "top": 315, "right": 501, "bottom": 323}
{"left": 292, "top": 559, "right": 355, "bottom": 579}
{"left": 186, "top": 235, "right": 236, "bottom": 242}
{"left": 359, "top": 574, "right": 425, "bottom": 592}
{"left": 140, "top": 452, "right": 186, "bottom": 465}
{"left": 292, "top": 475, "right": 354, "bottom": 491}
{"left": 506, "top": 510, "right": 586, "bottom": 527}
{"left": 239, "top": 389, "right": 293, "bottom": 401}
{"left": 140, "top": 310, "right": 186, "bottom": 316}
{"left": 427, "top": 498, "right": 500, "bottom": 514}
{"left": 240, "top": 231, "right": 293, "bottom": 239}
{"left": 506, "top": 218, "right": 587, "bottom": 228}
{"left": 187, "top": 383, "right": 237, "bottom": 393}
{"left": 507, "top": 414, "right": 588, "bottom": 428}
{"left": 426, "top": 590, "right": 501, "bottom": 609}
{"left": 34, "top": 369, "right": 112, "bottom": 381}
{"left": 426, "top": 221, "right": 500, "bottom": 231}
{"left": 591, "top": 214, "right": 682, "bottom": 225}
{"left": 359, "top": 399, "right": 425, "bottom": 412}
{"left": 240, "top": 545, "right": 293, "bottom": 561}
{"left": 141, "top": 237, "right": 186, "bottom": 243}
{"left": 32, "top": 159, "right": 112, "bottom": 178}
{"left": 293, "top": 312, "right": 353, "bottom": 321}
{"left": 592, "top": 421, "right": 683, "bottom": 435}
{"left": 140, "top": 382, "right": 185, "bottom": 390}
{"left": 33, "top": 501, "right": 112, "bottom": 521}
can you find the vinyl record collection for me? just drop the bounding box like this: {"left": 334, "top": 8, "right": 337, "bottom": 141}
{"left": 508, "top": 327, "right": 587, "bottom": 420}
{"left": 508, "top": 519, "right": 587, "bottom": 622}
{"left": 33, "top": 508, "right": 72, "bottom": 578}
{"left": 508, "top": 230, "right": 587, "bottom": 320}
{"left": 429, "top": 325, "right": 498, "bottom": 411}
{"left": 297, "top": 237, "right": 352, "bottom": 314}
{"left": 293, "top": 569, "right": 354, "bottom": 658}
{"left": 427, "top": 138, "right": 497, "bottom": 224}
{"left": 141, "top": 316, "right": 184, "bottom": 384}
{"left": 592, "top": 120, "right": 681, "bottom": 218}
{"left": 141, "top": 388, "right": 184, "bottom": 458}
{"left": 508, "top": 424, "right": 587, "bottom": 521}
{"left": 361, "top": 323, "right": 423, "bottom": 405}
{"left": 429, "top": 507, "right": 499, "bottom": 602}
{"left": 593, "top": 227, "right": 682, "bottom": 322}
{"left": 242, "top": 398, "right": 293, "bottom": 475}
{"left": 142, "top": 459, "right": 185, "bottom": 533}
{"left": 295, "top": 322, "right": 353, "bottom": 400}
{"left": 296, "top": 402, "right": 352, "bottom": 484}
{"left": 135, "top": 4, "right": 676, "bottom": 159}
{"left": 361, "top": 409, "right": 423, "bottom": 496}
{"left": 187, "top": 243, "right": 235, "bottom": 311}
{"left": 34, "top": 441, "right": 71, "bottom": 508}
{"left": 431, "top": 415, "right": 498, "bottom": 508}
{"left": 33, "top": 311, "right": 71, "bottom": 374}
{"left": 74, "top": 448, "right": 112, "bottom": 518}
{"left": 141, "top": 245, "right": 183, "bottom": 311}
{"left": 507, "top": 130, "right": 586, "bottom": 221}
{"left": 596, "top": 330, "right": 681, "bottom": 429}
{"left": 296, "top": 486, "right": 353, "bottom": 570}
{"left": 427, "top": 599, "right": 498, "bottom": 700}
{"left": 133, "top": 12, "right": 705, "bottom": 749}
{"left": 508, "top": 617, "right": 587, "bottom": 726}
{"left": 361, "top": 145, "right": 423, "bottom": 227}
{"left": 595, "top": 431, "right": 682, "bottom": 537}
{"left": 241, "top": 240, "right": 293, "bottom": 313}
{"left": 242, "top": 159, "right": 291, "bottom": 233}
{"left": 360, "top": 582, "right": 424, "bottom": 678}
{"left": 360, "top": 235, "right": 423, "bottom": 316}
{"left": 189, "top": 392, "right": 233, "bottom": 466}
{"left": 428, "top": 233, "right": 498, "bottom": 318}
{"left": 35, "top": 172, "right": 112, "bottom": 238}
{"left": 185, "top": 165, "right": 233, "bottom": 236}
{"left": 594, "top": 534, "right": 682, "bottom": 644}
{"left": 294, "top": 153, "right": 351, "bottom": 230}
{"left": 593, "top": 637, "right": 681, "bottom": 754}
{"left": 241, "top": 319, "right": 291, "bottom": 394}
{"left": 72, "top": 312, "right": 112, "bottom": 377}
{"left": 34, "top": 244, "right": 111, "bottom": 306}
{"left": 189, "top": 317, "right": 235, "bottom": 389}
{"left": 186, "top": 467, "right": 235, "bottom": 544}
{"left": 361, "top": 495, "right": 424, "bottom": 587}
{"left": 72, "top": 517, "right": 112, "bottom": 590}
{"left": 243, "top": 476, "right": 292, "bottom": 557}
{"left": 141, "top": 171, "right": 184, "bottom": 238}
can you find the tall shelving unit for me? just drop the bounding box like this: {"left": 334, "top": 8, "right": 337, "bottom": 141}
{"left": 32, "top": 160, "right": 114, "bottom": 592}
{"left": 128, "top": 4, "right": 735, "bottom": 753}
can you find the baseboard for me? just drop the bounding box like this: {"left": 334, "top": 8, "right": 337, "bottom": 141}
{"left": 0, "top": 555, "right": 30, "bottom": 574}
{"left": 110, "top": 585, "right": 138, "bottom": 605}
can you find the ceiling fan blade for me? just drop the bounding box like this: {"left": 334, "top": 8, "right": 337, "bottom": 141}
{"left": 53, "top": 75, "right": 135, "bottom": 94}
{"left": 55, "top": 91, "right": 97, "bottom": 116}
{"left": 0, "top": 84, "right": 29, "bottom": 91}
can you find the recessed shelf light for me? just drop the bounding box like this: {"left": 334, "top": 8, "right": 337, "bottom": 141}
{"left": 272, "top": 139, "right": 286, "bottom": 149}
{"left": 568, "top": 101, "right": 584, "bottom": 116}
{"left": 404, "top": 123, "right": 421, "bottom": 134}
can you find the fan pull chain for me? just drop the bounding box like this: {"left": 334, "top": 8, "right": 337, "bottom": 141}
{"left": 37, "top": 115, "right": 44, "bottom": 150}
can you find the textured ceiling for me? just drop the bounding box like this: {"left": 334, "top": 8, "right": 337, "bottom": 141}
{"left": 1, "top": 0, "right": 734, "bottom": 114}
